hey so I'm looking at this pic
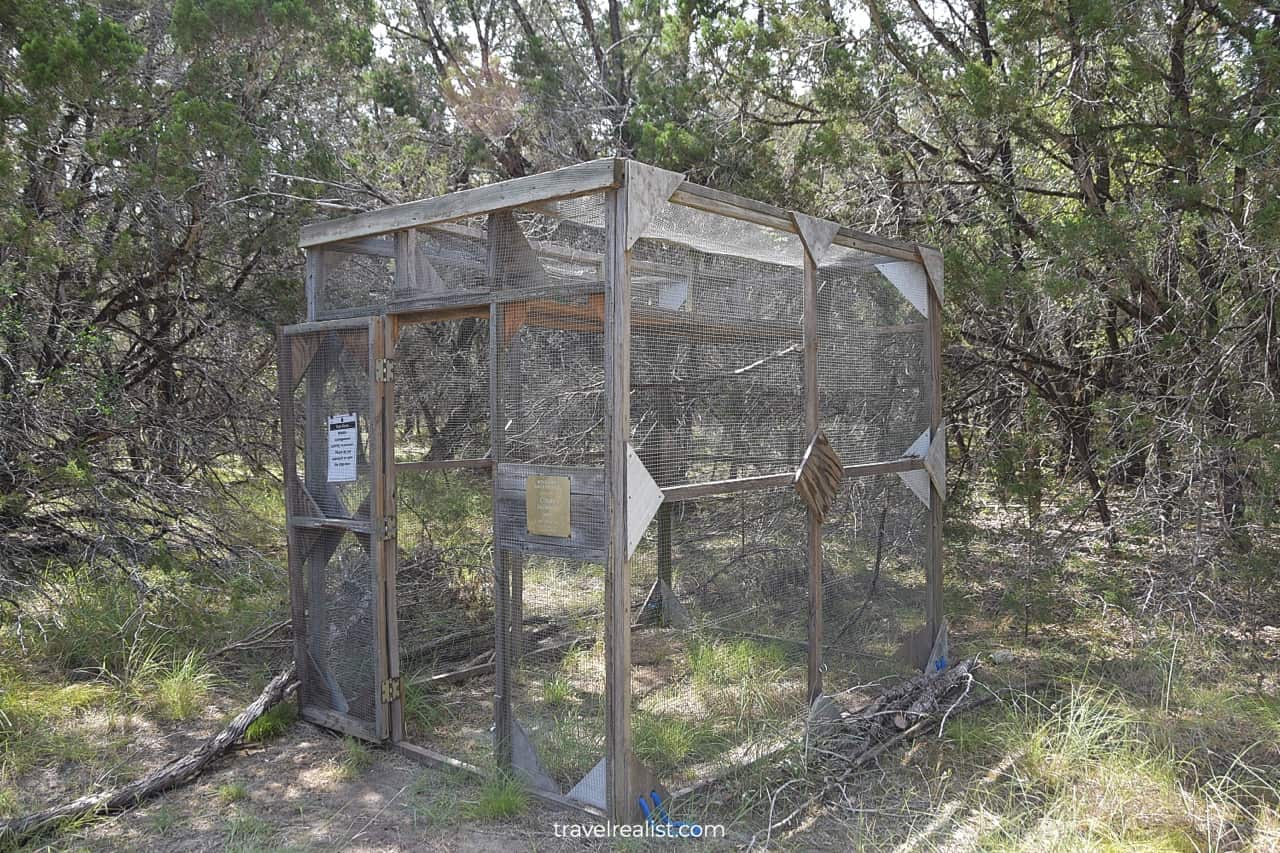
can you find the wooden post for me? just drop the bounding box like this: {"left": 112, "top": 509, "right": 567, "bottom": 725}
{"left": 277, "top": 331, "right": 308, "bottom": 710}
{"left": 369, "top": 315, "right": 391, "bottom": 739}
{"left": 304, "top": 249, "right": 323, "bottom": 321}
{"left": 489, "top": 302, "right": 512, "bottom": 767}
{"left": 385, "top": 237, "right": 411, "bottom": 743}
{"left": 923, "top": 252, "right": 945, "bottom": 645}
{"left": 802, "top": 248, "right": 823, "bottom": 703}
{"left": 603, "top": 184, "right": 633, "bottom": 821}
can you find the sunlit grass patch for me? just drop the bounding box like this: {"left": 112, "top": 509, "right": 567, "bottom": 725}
{"left": 151, "top": 650, "right": 215, "bottom": 721}
{"left": 217, "top": 781, "right": 249, "bottom": 804}
{"left": 632, "top": 711, "right": 725, "bottom": 776}
{"left": 461, "top": 772, "right": 527, "bottom": 820}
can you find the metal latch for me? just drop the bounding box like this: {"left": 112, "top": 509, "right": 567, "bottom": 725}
{"left": 380, "top": 516, "right": 396, "bottom": 541}
{"left": 375, "top": 358, "right": 394, "bottom": 382}
{"left": 380, "top": 677, "right": 401, "bottom": 703}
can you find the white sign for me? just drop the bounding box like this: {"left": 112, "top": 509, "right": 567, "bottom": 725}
{"left": 327, "top": 413, "right": 358, "bottom": 483}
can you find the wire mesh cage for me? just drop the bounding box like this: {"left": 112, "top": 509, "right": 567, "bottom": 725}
{"left": 282, "top": 159, "right": 944, "bottom": 821}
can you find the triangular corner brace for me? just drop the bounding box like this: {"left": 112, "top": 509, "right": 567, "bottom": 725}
{"left": 807, "top": 693, "right": 844, "bottom": 740}
{"left": 488, "top": 210, "right": 549, "bottom": 290}
{"left": 625, "top": 443, "right": 665, "bottom": 558}
{"left": 875, "top": 261, "right": 930, "bottom": 318}
{"left": 566, "top": 756, "right": 607, "bottom": 810}
{"left": 918, "top": 245, "right": 944, "bottom": 306}
{"left": 625, "top": 162, "right": 685, "bottom": 250}
{"left": 792, "top": 212, "right": 841, "bottom": 266}
{"left": 897, "top": 429, "right": 933, "bottom": 508}
{"left": 511, "top": 718, "right": 559, "bottom": 794}
{"left": 925, "top": 422, "right": 947, "bottom": 502}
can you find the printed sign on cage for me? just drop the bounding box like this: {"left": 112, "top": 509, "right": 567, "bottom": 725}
{"left": 327, "top": 412, "right": 358, "bottom": 482}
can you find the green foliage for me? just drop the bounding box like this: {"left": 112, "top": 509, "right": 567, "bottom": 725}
{"left": 461, "top": 773, "right": 528, "bottom": 821}
{"left": 217, "top": 781, "right": 249, "bottom": 804}
{"left": 151, "top": 651, "right": 215, "bottom": 721}
{"left": 688, "top": 636, "right": 788, "bottom": 688}
{"left": 243, "top": 701, "right": 297, "bottom": 743}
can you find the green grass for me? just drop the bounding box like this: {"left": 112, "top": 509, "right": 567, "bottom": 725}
{"left": 334, "top": 736, "right": 375, "bottom": 781}
{"left": 151, "top": 651, "right": 215, "bottom": 721}
{"left": 403, "top": 681, "right": 452, "bottom": 734}
{"left": 217, "top": 781, "right": 249, "bottom": 804}
{"left": 461, "top": 773, "right": 528, "bottom": 820}
{"left": 535, "top": 715, "right": 603, "bottom": 783}
{"left": 541, "top": 676, "right": 573, "bottom": 709}
{"left": 223, "top": 811, "right": 272, "bottom": 851}
{"left": 688, "top": 636, "right": 788, "bottom": 687}
{"left": 243, "top": 701, "right": 297, "bottom": 743}
{"left": 632, "top": 712, "right": 725, "bottom": 776}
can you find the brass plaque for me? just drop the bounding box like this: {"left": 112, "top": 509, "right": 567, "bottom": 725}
{"left": 526, "top": 475, "right": 571, "bottom": 538}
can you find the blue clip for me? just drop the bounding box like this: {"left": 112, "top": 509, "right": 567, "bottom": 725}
{"left": 933, "top": 655, "right": 947, "bottom": 672}
{"left": 639, "top": 791, "right": 687, "bottom": 828}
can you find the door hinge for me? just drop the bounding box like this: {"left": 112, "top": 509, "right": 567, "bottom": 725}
{"left": 380, "top": 677, "right": 402, "bottom": 704}
{"left": 375, "top": 358, "right": 394, "bottom": 383}
{"left": 380, "top": 516, "right": 396, "bottom": 541}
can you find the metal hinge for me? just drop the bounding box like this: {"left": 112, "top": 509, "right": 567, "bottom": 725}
{"left": 375, "top": 358, "right": 394, "bottom": 383}
{"left": 380, "top": 677, "right": 402, "bottom": 704}
{"left": 380, "top": 516, "right": 396, "bottom": 541}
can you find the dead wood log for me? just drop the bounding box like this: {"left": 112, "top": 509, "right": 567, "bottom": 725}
{"left": 0, "top": 663, "right": 298, "bottom": 847}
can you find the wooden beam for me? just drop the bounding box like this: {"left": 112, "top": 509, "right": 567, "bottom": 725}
{"left": 395, "top": 458, "right": 493, "bottom": 473}
{"left": 658, "top": 458, "right": 925, "bottom": 503}
{"left": 669, "top": 182, "right": 927, "bottom": 263}
{"left": 369, "top": 315, "right": 391, "bottom": 739}
{"left": 380, "top": 316, "right": 404, "bottom": 744}
{"left": 304, "top": 249, "right": 323, "bottom": 321}
{"left": 277, "top": 328, "right": 308, "bottom": 721}
{"left": 920, "top": 244, "right": 945, "bottom": 649}
{"left": 603, "top": 185, "right": 634, "bottom": 822}
{"left": 299, "top": 159, "right": 623, "bottom": 247}
{"left": 801, "top": 231, "right": 824, "bottom": 704}
{"left": 329, "top": 236, "right": 397, "bottom": 257}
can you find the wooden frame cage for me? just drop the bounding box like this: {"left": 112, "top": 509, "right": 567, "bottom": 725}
{"left": 278, "top": 159, "right": 946, "bottom": 822}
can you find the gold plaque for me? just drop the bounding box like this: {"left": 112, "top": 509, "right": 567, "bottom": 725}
{"left": 526, "top": 475, "right": 571, "bottom": 538}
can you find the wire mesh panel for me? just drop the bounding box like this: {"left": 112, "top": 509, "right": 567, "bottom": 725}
{"left": 487, "top": 197, "right": 609, "bottom": 802}
{"left": 280, "top": 320, "right": 387, "bottom": 740}
{"left": 628, "top": 488, "right": 810, "bottom": 791}
{"left": 392, "top": 317, "right": 494, "bottom": 764}
{"left": 817, "top": 246, "right": 931, "bottom": 466}
{"left": 819, "top": 475, "right": 931, "bottom": 700}
{"left": 630, "top": 203, "right": 807, "bottom": 488}
{"left": 315, "top": 249, "right": 396, "bottom": 319}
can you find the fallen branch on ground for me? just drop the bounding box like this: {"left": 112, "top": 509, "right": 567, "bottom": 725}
{"left": 0, "top": 663, "right": 298, "bottom": 847}
{"left": 748, "top": 665, "right": 1053, "bottom": 849}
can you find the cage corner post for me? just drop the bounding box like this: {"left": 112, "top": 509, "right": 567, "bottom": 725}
{"left": 383, "top": 237, "right": 410, "bottom": 744}
{"left": 369, "top": 313, "right": 393, "bottom": 741}
{"left": 604, "top": 176, "right": 635, "bottom": 823}
{"left": 277, "top": 328, "right": 308, "bottom": 714}
{"left": 919, "top": 244, "right": 945, "bottom": 648}
{"left": 799, "top": 232, "right": 824, "bottom": 705}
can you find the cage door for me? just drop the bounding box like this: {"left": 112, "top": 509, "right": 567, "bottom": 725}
{"left": 279, "top": 316, "right": 392, "bottom": 741}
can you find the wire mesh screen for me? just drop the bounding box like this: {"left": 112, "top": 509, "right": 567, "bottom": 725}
{"left": 392, "top": 316, "right": 494, "bottom": 764}
{"left": 315, "top": 249, "right": 396, "bottom": 319}
{"left": 395, "top": 319, "right": 490, "bottom": 462}
{"left": 820, "top": 475, "right": 931, "bottom": 699}
{"left": 283, "top": 327, "right": 381, "bottom": 732}
{"left": 489, "top": 197, "right": 609, "bottom": 800}
{"left": 628, "top": 488, "right": 810, "bottom": 790}
{"left": 817, "top": 245, "right": 931, "bottom": 465}
{"left": 395, "top": 467, "right": 496, "bottom": 766}
{"left": 630, "top": 202, "right": 806, "bottom": 488}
